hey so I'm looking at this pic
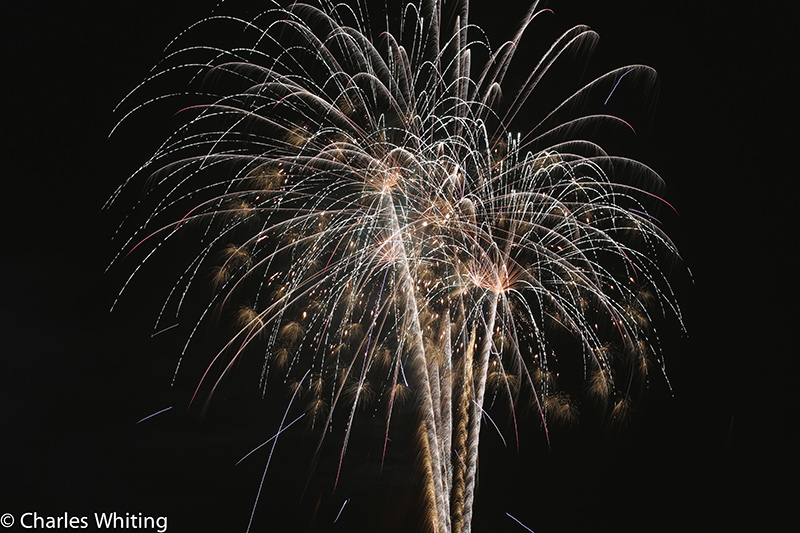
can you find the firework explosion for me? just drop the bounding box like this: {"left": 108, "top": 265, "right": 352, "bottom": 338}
{"left": 109, "top": 1, "right": 684, "bottom": 531}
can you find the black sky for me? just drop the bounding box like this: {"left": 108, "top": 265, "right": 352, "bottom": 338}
{"left": 2, "top": 1, "right": 795, "bottom": 532}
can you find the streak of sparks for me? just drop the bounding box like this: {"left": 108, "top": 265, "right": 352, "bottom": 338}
{"left": 136, "top": 406, "right": 172, "bottom": 424}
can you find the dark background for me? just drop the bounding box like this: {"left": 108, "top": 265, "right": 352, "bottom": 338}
{"left": 2, "top": 1, "right": 794, "bottom": 532}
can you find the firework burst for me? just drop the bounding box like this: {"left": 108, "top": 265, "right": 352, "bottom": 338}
{"left": 109, "top": 1, "right": 685, "bottom": 531}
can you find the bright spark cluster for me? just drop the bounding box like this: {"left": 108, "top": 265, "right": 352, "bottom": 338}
{"left": 109, "top": 2, "right": 685, "bottom": 532}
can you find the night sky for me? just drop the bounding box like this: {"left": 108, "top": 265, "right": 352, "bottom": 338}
{"left": 2, "top": 1, "right": 795, "bottom": 532}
